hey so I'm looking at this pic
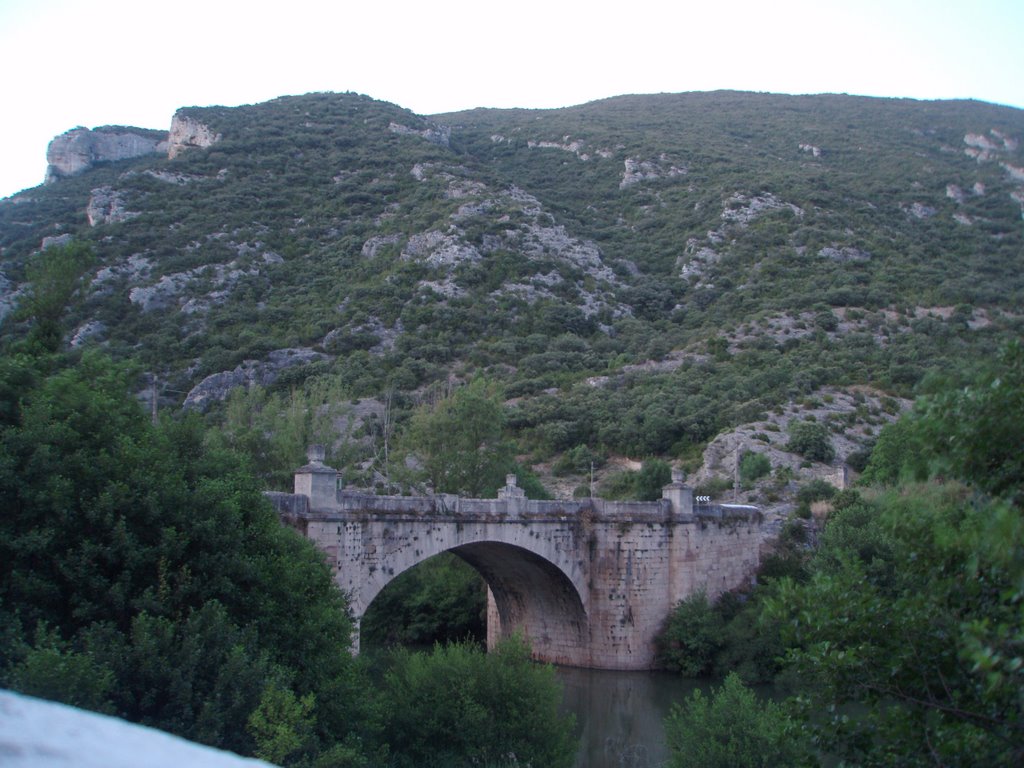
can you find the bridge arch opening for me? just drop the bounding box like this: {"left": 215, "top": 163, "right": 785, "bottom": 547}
{"left": 359, "top": 552, "right": 487, "bottom": 650}
{"left": 359, "top": 541, "right": 590, "bottom": 667}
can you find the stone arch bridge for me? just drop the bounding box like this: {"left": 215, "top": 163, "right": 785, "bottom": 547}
{"left": 267, "top": 452, "right": 763, "bottom": 670}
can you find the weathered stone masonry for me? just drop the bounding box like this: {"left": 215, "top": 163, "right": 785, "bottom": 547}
{"left": 267, "top": 449, "right": 763, "bottom": 670}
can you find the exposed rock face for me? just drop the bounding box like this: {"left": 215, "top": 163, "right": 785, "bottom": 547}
{"left": 360, "top": 234, "right": 402, "bottom": 259}
{"left": 0, "top": 269, "right": 20, "bottom": 323}
{"left": 127, "top": 252, "right": 274, "bottom": 314}
{"left": 70, "top": 320, "right": 106, "bottom": 347}
{"left": 678, "top": 191, "right": 803, "bottom": 283}
{"left": 721, "top": 192, "right": 803, "bottom": 226}
{"left": 905, "top": 201, "right": 937, "bottom": 219}
{"left": 524, "top": 135, "right": 615, "bottom": 161}
{"left": 183, "top": 348, "right": 328, "bottom": 410}
{"left": 41, "top": 233, "right": 74, "bottom": 250}
{"left": 818, "top": 245, "right": 871, "bottom": 262}
{"left": 168, "top": 113, "right": 222, "bottom": 159}
{"left": 45, "top": 127, "right": 167, "bottom": 183}
{"left": 87, "top": 187, "right": 139, "bottom": 226}
{"left": 401, "top": 229, "right": 481, "bottom": 267}
{"left": 388, "top": 121, "right": 450, "bottom": 147}
{"left": 620, "top": 155, "right": 687, "bottom": 188}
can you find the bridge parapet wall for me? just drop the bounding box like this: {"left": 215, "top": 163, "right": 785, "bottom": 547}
{"left": 265, "top": 489, "right": 760, "bottom": 527}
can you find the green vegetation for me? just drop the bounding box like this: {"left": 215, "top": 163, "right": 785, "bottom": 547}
{"left": 598, "top": 458, "right": 672, "bottom": 500}
{"left": 665, "top": 673, "right": 813, "bottom": 768}
{"left": 361, "top": 553, "right": 486, "bottom": 649}
{"left": 0, "top": 347, "right": 572, "bottom": 767}
{"left": 658, "top": 342, "right": 1024, "bottom": 766}
{"left": 1, "top": 91, "right": 1021, "bottom": 492}
{"left": 381, "top": 637, "right": 575, "bottom": 768}
{"left": 0, "top": 350, "right": 377, "bottom": 759}
{"left": 13, "top": 241, "right": 93, "bottom": 352}
{"left": 2, "top": 90, "right": 1023, "bottom": 765}
{"left": 785, "top": 420, "right": 835, "bottom": 463}
{"left": 404, "top": 379, "right": 514, "bottom": 497}
{"left": 738, "top": 451, "right": 771, "bottom": 485}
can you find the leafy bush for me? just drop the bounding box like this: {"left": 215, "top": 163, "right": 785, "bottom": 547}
{"left": 738, "top": 451, "right": 771, "bottom": 486}
{"left": 552, "top": 443, "right": 603, "bottom": 476}
{"left": 769, "top": 484, "right": 1024, "bottom": 766}
{"left": 381, "top": 637, "right": 575, "bottom": 768}
{"left": 785, "top": 420, "right": 835, "bottom": 463}
{"left": 635, "top": 458, "right": 672, "bottom": 500}
{"left": 0, "top": 351, "right": 376, "bottom": 761}
{"left": 656, "top": 592, "right": 722, "bottom": 677}
{"left": 361, "top": 554, "right": 485, "bottom": 649}
{"left": 795, "top": 478, "right": 838, "bottom": 518}
{"left": 665, "top": 673, "right": 813, "bottom": 768}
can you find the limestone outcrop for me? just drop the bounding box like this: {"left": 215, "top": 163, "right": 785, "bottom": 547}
{"left": 388, "top": 121, "right": 450, "bottom": 147}
{"left": 87, "top": 186, "right": 139, "bottom": 226}
{"left": 183, "top": 348, "right": 328, "bottom": 410}
{"left": 45, "top": 127, "right": 167, "bottom": 183}
{"left": 168, "top": 114, "right": 222, "bottom": 159}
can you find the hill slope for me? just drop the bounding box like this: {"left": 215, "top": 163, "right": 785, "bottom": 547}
{"left": 1, "top": 90, "right": 1022, "bottom": 499}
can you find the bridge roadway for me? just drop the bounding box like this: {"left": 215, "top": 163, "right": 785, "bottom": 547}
{"left": 267, "top": 453, "right": 763, "bottom": 670}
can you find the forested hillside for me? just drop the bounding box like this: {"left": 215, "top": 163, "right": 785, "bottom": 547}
{"left": 2, "top": 88, "right": 1023, "bottom": 767}
{"left": 1, "top": 90, "right": 1022, "bottom": 503}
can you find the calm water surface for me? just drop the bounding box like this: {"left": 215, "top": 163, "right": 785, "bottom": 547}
{"left": 557, "top": 667, "right": 711, "bottom": 768}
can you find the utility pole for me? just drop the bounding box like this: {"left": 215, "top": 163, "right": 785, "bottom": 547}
{"left": 733, "top": 443, "right": 741, "bottom": 501}
{"left": 150, "top": 374, "right": 158, "bottom": 425}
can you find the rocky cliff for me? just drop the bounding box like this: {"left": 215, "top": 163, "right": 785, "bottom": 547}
{"left": 45, "top": 126, "right": 167, "bottom": 183}
{"left": 168, "top": 113, "right": 221, "bottom": 159}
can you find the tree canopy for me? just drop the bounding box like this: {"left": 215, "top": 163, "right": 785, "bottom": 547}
{"left": 0, "top": 350, "right": 377, "bottom": 760}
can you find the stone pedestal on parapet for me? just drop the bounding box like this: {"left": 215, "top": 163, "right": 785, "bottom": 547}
{"left": 293, "top": 445, "right": 340, "bottom": 510}
{"left": 661, "top": 468, "right": 694, "bottom": 518}
{"left": 497, "top": 474, "right": 527, "bottom": 513}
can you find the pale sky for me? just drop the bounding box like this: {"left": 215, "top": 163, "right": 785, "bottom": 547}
{"left": 1, "top": 0, "right": 1021, "bottom": 199}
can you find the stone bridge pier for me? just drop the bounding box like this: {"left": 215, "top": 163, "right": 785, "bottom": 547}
{"left": 267, "top": 449, "right": 763, "bottom": 670}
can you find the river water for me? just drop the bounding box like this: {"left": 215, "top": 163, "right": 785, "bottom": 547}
{"left": 557, "top": 667, "right": 711, "bottom": 768}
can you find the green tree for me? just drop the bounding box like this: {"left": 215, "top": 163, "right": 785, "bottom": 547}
{"left": 13, "top": 241, "right": 93, "bottom": 352}
{"left": 7, "top": 625, "right": 114, "bottom": 714}
{"left": 858, "top": 414, "right": 926, "bottom": 486}
{"left": 635, "top": 458, "right": 672, "bottom": 501}
{"left": 768, "top": 485, "right": 1024, "bottom": 766}
{"left": 861, "top": 340, "right": 1024, "bottom": 501}
{"left": 913, "top": 340, "right": 1024, "bottom": 503}
{"left": 656, "top": 592, "right": 723, "bottom": 677}
{"left": 739, "top": 451, "right": 771, "bottom": 486}
{"left": 785, "top": 420, "right": 835, "bottom": 463}
{"left": 247, "top": 682, "right": 316, "bottom": 765}
{"left": 665, "top": 672, "right": 813, "bottom": 768}
{"left": 212, "top": 377, "right": 352, "bottom": 490}
{"left": 405, "top": 379, "right": 514, "bottom": 497}
{"left": 0, "top": 351, "right": 377, "bottom": 761}
{"left": 382, "top": 636, "right": 575, "bottom": 768}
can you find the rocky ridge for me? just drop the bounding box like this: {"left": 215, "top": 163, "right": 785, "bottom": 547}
{"left": 167, "top": 113, "right": 221, "bottom": 159}
{"left": 45, "top": 126, "right": 167, "bottom": 183}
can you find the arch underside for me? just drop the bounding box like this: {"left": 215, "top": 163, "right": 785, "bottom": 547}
{"left": 449, "top": 541, "right": 590, "bottom": 667}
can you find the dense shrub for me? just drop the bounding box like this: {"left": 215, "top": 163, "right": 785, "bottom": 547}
{"left": 738, "top": 451, "right": 771, "bottom": 485}
{"left": 381, "top": 637, "right": 575, "bottom": 768}
{"left": 656, "top": 592, "right": 722, "bottom": 677}
{"left": 785, "top": 420, "right": 835, "bottom": 463}
{"left": 665, "top": 673, "right": 813, "bottom": 768}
